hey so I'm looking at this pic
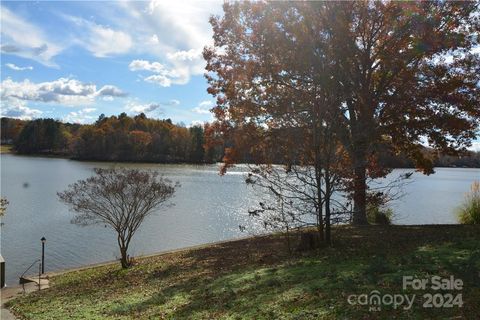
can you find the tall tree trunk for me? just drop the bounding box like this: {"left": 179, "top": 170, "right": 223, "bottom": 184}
{"left": 315, "top": 166, "right": 324, "bottom": 242}
{"left": 325, "top": 171, "right": 332, "bottom": 245}
{"left": 352, "top": 164, "right": 368, "bottom": 225}
{"left": 120, "top": 246, "right": 129, "bottom": 268}
{"left": 312, "top": 92, "right": 325, "bottom": 242}
{"left": 118, "top": 235, "right": 130, "bottom": 269}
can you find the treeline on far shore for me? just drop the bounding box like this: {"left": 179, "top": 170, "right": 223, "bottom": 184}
{"left": 0, "top": 114, "right": 224, "bottom": 163}
{"left": 379, "top": 147, "right": 480, "bottom": 169}
{"left": 1, "top": 115, "right": 479, "bottom": 168}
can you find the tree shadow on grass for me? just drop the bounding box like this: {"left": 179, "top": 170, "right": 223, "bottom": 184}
{"left": 15, "top": 225, "right": 478, "bottom": 319}
{"left": 108, "top": 226, "right": 480, "bottom": 319}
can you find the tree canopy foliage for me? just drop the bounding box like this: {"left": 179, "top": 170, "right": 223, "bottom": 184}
{"left": 1, "top": 114, "right": 222, "bottom": 163}
{"left": 204, "top": 1, "right": 480, "bottom": 224}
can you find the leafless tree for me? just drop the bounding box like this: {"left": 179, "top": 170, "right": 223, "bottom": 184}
{"left": 245, "top": 164, "right": 412, "bottom": 248}
{"left": 58, "top": 168, "right": 177, "bottom": 268}
{"left": 245, "top": 161, "right": 349, "bottom": 249}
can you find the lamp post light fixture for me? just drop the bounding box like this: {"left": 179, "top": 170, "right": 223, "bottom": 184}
{"left": 40, "top": 237, "right": 46, "bottom": 274}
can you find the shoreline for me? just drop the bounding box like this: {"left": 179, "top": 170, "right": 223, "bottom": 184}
{"left": 7, "top": 224, "right": 470, "bottom": 285}
{"left": 5, "top": 234, "right": 260, "bottom": 288}
{"left": 0, "top": 150, "right": 217, "bottom": 166}
{"left": 2, "top": 152, "right": 480, "bottom": 169}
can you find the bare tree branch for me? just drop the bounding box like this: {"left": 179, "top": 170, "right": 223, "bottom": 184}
{"left": 58, "top": 168, "right": 178, "bottom": 268}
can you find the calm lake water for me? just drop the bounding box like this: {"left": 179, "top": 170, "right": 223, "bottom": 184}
{"left": 1, "top": 154, "right": 478, "bottom": 285}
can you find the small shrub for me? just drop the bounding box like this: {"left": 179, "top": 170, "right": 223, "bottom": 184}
{"left": 367, "top": 204, "right": 393, "bottom": 225}
{"left": 457, "top": 181, "right": 480, "bottom": 225}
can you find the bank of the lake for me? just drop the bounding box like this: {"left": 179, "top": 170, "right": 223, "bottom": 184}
{"left": 1, "top": 153, "right": 479, "bottom": 286}
{"left": 6, "top": 225, "right": 480, "bottom": 319}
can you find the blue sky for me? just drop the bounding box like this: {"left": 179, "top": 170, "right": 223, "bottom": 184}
{"left": 0, "top": 0, "right": 223, "bottom": 126}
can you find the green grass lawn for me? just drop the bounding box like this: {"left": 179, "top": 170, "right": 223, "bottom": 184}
{"left": 7, "top": 225, "right": 480, "bottom": 319}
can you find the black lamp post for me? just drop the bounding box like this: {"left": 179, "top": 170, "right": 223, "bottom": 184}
{"left": 41, "top": 237, "right": 46, "bottom": 274}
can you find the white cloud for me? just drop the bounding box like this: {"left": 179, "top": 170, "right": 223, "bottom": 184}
{"left": 1, "top": 77, "right": 127, "bottom": 107}
{"left": 141, "top": 0, "right": 219, "bottom": 50}
{"left": 192, "top": 107, "right": 211, "bottom": 115}
{"left": 148, "top": 34, "right": 159, "bottom": 45}
{"left": 126, "top": 101, "right": 163, "bottom": 114}
{"left": 97, "top": 85, "right": 127, "bottom": 97}
{"left": 129, "top": 55, "right": 202, "bottom": 87}
{"left": 101, "top": 1, "right": 221, "bottom": 86}
{"left": 128, "top": 59, "right": 185, "bottom": 87}
{"left": 2, "top": 0, "right": 221, "bottom": 80}
{"left": 198, "top": 100, "right": 214, "bottom": 108}
{"left": 63, "top": 15, "right": 132, "bottom": 57}
{"left": 129, "top": 60, "right": 167, "bottom": 73}
{"left": 166, "top": 49, "right": 202, "bottom": 62}
{"left": 0, "top": 6, "right": 63, "bottom": 67}
{"left": 39, "top": 78, "right": 97, "bottom": 99}
{"left": 192, "top": 100, "right": 213, "bottom": 114}
{"left": 86, "top": 24, "right": 132, "bottom": 57}
{"left": 144, "top": 74, "right": 172, "bottom": 87}
{"left": 125, "top": 99, "right": 180, "bottom": 115}
{"left": 64, "top": 108, "right": 97, "bottom": 124}
{"left": 0, "top": 99, "right": 42, "bottom": 120}
{"left": 165, "top": 48, "right": 205, "bottom": 85}
{"left": 5, "top": 63, "right": 33, "bottom": 71}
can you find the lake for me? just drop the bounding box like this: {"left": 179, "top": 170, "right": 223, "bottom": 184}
{"left": 0, "top": 154, "right": 478, "bottom": 285}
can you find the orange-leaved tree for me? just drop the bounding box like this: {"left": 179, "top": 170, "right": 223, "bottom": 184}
{"left": 204, "top": 1, "right": 480, "bottom": 225}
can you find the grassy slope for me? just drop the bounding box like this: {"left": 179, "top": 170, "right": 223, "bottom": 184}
{"left": 7, "top": 225, "right": 480, "bottom": 319}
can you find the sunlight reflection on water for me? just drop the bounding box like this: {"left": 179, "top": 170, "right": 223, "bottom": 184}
{"left": 1, "top": 154, "right": 478, "bottom": 284}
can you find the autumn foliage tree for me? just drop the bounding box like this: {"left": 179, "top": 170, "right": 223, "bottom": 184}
{"left": 204, "top": 1, "right": 351, "bottom": 243}
{"left": 204, "top": 1, "right": 480, "bottom": 225}
{"left": 15, "top": 118, "right": 70, "bottom": 154}
{"left": 2, "top": 113, "right": 218, "bottom": 163}
{"left": 0, "top": 117, "right": 26, "bottom": 143}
